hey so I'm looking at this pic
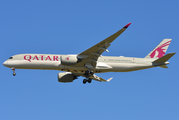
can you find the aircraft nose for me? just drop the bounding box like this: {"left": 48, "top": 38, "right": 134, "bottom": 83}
{"left": 3, "top": 61, "right": 8, "bottom": 67}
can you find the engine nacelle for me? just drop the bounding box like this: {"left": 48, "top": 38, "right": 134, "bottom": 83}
{"left": 58, "top": 72, "right": 77, "bottom": 83}
{"left": 61, "top": 55, "right": 79, "bottom": 65}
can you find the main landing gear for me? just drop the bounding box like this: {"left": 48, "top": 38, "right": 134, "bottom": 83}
{"left": 84, "top": 70, "right": 94, "bottom": 76}
{"left": 11, "top": 68, "right": 16, "bottom": 76}
{"left": 83, "top": 70, "right": 94, "bottom": 84}
{"left": 83, "top": 78, "right": 92, "bottom": 84}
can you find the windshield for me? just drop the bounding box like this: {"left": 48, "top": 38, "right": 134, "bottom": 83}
{"left": 9, "top": 57, "right": 13, "bottom": 59}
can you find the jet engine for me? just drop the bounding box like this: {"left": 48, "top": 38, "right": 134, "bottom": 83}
{"left": 58, "top": 72, "right": 77, "bottom": 83}
{"left": 61, "top": 55, "right": 80, "bottom": 65}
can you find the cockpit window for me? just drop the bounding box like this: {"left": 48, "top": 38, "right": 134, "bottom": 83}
{"left": 9, "top": 57, "right": 13, "bottom": 59}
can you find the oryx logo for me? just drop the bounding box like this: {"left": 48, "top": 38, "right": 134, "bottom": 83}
{"left": 150, "top": 40, "right": 171, "bottom": 58}
{"left": 66, "top": 57, "right": 69, "bottom": 60}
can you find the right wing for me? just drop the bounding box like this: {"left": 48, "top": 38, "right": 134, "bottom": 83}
{"left": 73, "top": 23, "right": 132, "bottom": 68}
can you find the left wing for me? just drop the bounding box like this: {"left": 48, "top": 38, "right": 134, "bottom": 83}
{"left": 74, "top": 23, "right": 131, "bottom": 68}
{"left": 74, "top": 73, "right": 113, "bottom": 82}
{"left": 89, "top": 74, "right": 113, "bottom": 82}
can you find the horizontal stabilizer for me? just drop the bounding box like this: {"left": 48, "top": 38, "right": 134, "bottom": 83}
{"left": 153, "top": 52, "right": 176, "bottom": 63}
{"left": 159, "top": 65, "right": 168, "bottom": 68}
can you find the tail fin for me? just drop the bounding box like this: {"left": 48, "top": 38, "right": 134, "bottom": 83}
{"left": 145, "top": 39, "right": 172, "bottom": 59}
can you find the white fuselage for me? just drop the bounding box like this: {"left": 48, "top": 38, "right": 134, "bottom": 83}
{"left": 2, "top": 23, "right": 174, "bottom": 83}
{"left": 3, "top": 54, "right": 156, "bottom": 73}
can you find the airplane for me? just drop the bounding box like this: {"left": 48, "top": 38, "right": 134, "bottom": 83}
{"left": 3, "top": 23, "right": 176, "bottom": 84}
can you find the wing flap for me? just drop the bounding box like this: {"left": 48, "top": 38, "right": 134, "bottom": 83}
{"left": 73, "top": 72, "right": 113, "bottom": 82}
{"left": 88, "top": 74, "right": 113, "bottom": 82}
{"left": 75, "top": 23, "right": 131, "bottom": 68}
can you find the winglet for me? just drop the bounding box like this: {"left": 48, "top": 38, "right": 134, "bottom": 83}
{"left": 107, "top": 77, "right": 113, "bottom": 82}
{"left": 123, "top": 23, "right": 132, "bottom": 28}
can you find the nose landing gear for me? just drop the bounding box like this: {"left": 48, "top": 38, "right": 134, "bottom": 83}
{"left": 11, "top": 68, "right": 16, "bottom": 76}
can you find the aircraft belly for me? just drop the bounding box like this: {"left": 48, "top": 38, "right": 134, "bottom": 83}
{"left": 61, "top": 65, "right": 111, "bottom": 74}
{"left": 106, "top": 63, "right": 153, "bottom": 72}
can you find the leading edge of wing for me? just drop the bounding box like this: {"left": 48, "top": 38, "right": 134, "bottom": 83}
{"left": 76, "top": 23, "right": 132, "bottom": 68}
{"left": 89, "top": 74, "right": 113, "bottom": 82}
{"left": 78, "top": 22, "right": 132, "bottom": 58}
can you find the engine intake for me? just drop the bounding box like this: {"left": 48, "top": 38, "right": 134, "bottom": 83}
{"left": 61, "top": 55, "right": 79, "bottom": 65}
{"left": 58, "top": 72, "right": 77, "bottom": 83}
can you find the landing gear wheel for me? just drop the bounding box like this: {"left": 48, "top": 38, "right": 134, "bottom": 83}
{"left": 84, "top": 70, "right": 94, "bottom": 76}
{"left": 90, "top": 70, "right": 94, "bottom": 75}
{"left": 88, "top": 78, "right": 92, "bottom": 83}
{"left": 84, "top": 70, "right": 90, "bottom": 76}
{"left": 13, "top": 73, "right": 16, "bottom": 76}
{"left": 83, "top": 79, "right": 87, "bottom": 84}
{"left": 11, "top": 68, "right": 16, "bottom": 76}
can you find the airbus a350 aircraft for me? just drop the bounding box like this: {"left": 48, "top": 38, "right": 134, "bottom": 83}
{"left": 3, "top": 23, "right": 176, "bottom": 84}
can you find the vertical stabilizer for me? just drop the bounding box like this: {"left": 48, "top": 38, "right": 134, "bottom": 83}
{"left": 145, "top": 39, "right": 172, "bottom": 59}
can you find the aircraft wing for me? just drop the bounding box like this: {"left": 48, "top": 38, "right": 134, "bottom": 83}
{"left": 74, "top": 23, "right": 131, "bottom": 68}
{"left": 88, "top": 74, "right": 113, "bottom": 82}
{"left": 75, "top": 73, "right": 113, "bottom": 82}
